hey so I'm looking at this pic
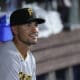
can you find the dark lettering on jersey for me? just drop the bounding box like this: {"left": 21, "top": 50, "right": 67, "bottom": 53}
{"left": 19, "top": 72, "right": 32, "bottom": 80}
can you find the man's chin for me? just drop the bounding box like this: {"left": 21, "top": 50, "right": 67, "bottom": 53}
{"left": 31, "top": 41, "right": 37, "bottom": 45}
{"left": 27, "top": 40, "right": 37, "bottom": 45}
{"left": 31, "top": 43, "right": 36, "bottom": 45}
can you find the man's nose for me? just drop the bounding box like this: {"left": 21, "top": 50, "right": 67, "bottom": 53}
{"left": 31, "top": 26, "right": 39, "bottom": 33}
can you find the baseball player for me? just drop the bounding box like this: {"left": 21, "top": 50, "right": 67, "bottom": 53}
{"left": 0, "top": 8, "right": 45, "bottom": 80}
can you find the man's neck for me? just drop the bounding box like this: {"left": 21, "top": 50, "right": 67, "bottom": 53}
{"left": 13, "top": 39, "right": 31, "bottom": 59}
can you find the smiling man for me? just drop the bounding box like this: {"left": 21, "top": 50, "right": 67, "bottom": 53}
{"left": 0, "top": 8, "right": 45, "bottom": 80}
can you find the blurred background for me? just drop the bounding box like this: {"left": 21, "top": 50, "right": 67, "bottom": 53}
{"left": 0, "top": 0, "right": 80, "bottom": 80}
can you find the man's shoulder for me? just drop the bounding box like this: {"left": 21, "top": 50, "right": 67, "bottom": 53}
{"left": 0, "top": 41, "right": 20, "bottom": 66}
{"left": 0, "top": 41, "right": 15, "bottom": 51}
{"left": 0, "top": 41, "right": 18, "bottom": 60}
{"left": 0, "top": 41, "right": 13, "bottom": 58}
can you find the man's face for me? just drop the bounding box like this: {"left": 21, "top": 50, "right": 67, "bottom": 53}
{"left": 12, "top": 22, "right": 39, "bottom": 45}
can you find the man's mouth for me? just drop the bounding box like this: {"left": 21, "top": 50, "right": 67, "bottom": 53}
{"left": 30, "top": 33, "right": 38, "bottom": 38}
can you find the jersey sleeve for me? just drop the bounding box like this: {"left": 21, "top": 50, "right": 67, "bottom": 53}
{"left": 0, "top": 54, "right": 20, "bottom": 80}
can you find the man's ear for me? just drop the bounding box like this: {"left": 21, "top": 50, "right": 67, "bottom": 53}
{"left": 11, "top": 26, "right": 18, "bottom": 35}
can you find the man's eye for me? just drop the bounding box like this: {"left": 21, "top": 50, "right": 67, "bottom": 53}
{"left": 25, "top": 22, "right": 38, "bottom": 27}
{"left": 27, "top": 24, "right": 31, "bottom": 27}
{"left": 35, "top": 23, "right": 38, "bottom": 27}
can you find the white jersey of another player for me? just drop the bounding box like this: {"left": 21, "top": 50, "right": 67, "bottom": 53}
{"left": 0, "top": 41, "right": 36, "bottom": 80}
